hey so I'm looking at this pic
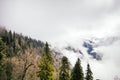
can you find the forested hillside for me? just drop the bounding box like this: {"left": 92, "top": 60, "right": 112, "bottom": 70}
{"left": 0, "top": 27, "right": 46, "bottom": 80}
{"left": 0, "top": 27, "right": 44, "bottom": 57}
{"left": 0, "top": 27, "right": 93, "bottom": 80}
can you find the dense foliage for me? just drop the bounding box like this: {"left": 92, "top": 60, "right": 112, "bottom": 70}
{"left": 85, "top": 64, "right": 93, "bottom": 80}
{"left": 0, "top": 38, "right": 6, "bottom": 80}
{"left": 0, "top": 27, "right": 44, "bottom": 57}
{"left": 38, "top": 42, "right": 55, "bottom": 80}
{"left": 0, "top": 27, "right": 45, "bottom": 80}
{"left": 59, "top": 56, "right": 70, "bottom": 80}
{"left": 71, "top": 58, "right": 84, "bottom": 80}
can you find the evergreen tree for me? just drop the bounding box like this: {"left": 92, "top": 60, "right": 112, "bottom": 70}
{"left": 71, "top": 58, "right": 84, "bottom": 80}
{"left": 5, "top": 59, "right": 13, "bottom": 80}
{"left": 85, "top": 64, "right": 93, "bottom": 80}
{"left": 0, "top": 38, "right": 6, "bottom": 60}
{"left": 59, "top": 56, "right": 70, "bottom": 80}
{"left": 38, "top": 42, "right": 54, "bottom": 80}
{"left": 0, "top": 38, "right": 6, "bottom": 80}
{"left": 44, "top": 42, "right": 52, "bottom": 62}
{"left": 9, "top": 30, "right": 12, "bottom": 43}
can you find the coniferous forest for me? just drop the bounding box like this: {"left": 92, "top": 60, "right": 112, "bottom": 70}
{"left": 0, "top": 27, "right": 93, "bottom": 80}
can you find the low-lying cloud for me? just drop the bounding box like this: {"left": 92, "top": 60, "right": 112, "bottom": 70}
{"left": 53, "top": 37, "right": 120, "bottom": 80}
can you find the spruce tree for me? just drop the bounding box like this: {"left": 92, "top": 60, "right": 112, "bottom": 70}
{"left": 71, "top": 58, "right": 84, "bottom": 80}
{"left": 38, "top": 42, "right": 54, "bottom": 80}
{"left": 44, "top": 42, "right": 52, "bottom": 62}
{"left": 59, "top": 56, "right": 70, "bottom": 80}
{"left": 85, "top": 64, "right": 93, "bottom": 80}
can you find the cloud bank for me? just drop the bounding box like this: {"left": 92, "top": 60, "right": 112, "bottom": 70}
{"left": 0, "top": 0, "right": 120, "bottom": 42}
{"left": 53, "top": 37, "right": 120, "bottom": 80}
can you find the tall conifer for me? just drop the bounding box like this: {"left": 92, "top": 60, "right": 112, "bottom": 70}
{"left": 71, "top": 58, "right": 84, "bottom": 80}
{"left": 38, "top": 42, "right": 54, "bottom": 80}
{"left": 85, "top": 64, "right": 93, "bottom": 80}
{"left": 59, "top": 56, "right": 70, "bottom": 80}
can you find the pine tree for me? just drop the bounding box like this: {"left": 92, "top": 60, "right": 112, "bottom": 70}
{"left": 85, "top": 64, "right": 93, "bottom": 80}
{"left": 59, "top": 56, "right": 70, "bottom": 80}
{"left": 71, "top": 58, "right": 84, "bottom": 80}
{"left": 38, "top": 42, "right": 54, "bottom": 80}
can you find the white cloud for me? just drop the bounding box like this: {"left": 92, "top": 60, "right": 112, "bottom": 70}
{"left": 0, "top": 0, "right": 120, "bottom": 41}
{"left": 91, "top": 40, "right": 120, "bottom": 80}
{"left": 0, "top": 0, "right": 120, "bottom": 79}
{"left": 55, "top": 38, "right": 120, "bottom": 80}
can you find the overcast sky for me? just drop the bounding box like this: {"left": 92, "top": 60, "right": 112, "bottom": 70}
{"left": 0, "top": 0, "right": 120, "bottom": 79}
{"left": 0, "top": 0, "right": 120, "bottom": 42}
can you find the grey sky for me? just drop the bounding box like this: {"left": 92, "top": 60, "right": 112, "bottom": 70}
{"left": 0, "top": 0, "right": 120, "bottom": 42}
{"left": 0, "top": 0, "right": 120, "bottom": 79}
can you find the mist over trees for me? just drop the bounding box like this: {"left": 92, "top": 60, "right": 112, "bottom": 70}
{"left": 0, "top": 27, "right": 94, "bottom": 80}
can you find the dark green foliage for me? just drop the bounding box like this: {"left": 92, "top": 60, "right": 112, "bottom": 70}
{"left": 38, "top": 42, "right": 55, "bottom": 80}
{"left": 5, "top": 59, "right": 13, "bottom": 80}
{"left": 44, "top": 42, "right": 49, "bottom": 55}
{"left": 0, "top": 27, "right": 44, "bottom": 57}
{"left": 44, "top": 42, "right": 52, "bottom": 62}
{"left": 0, "top": 38, "right": 7, "bottom": 80}
{"left": 71, "top": 58, "right": 84, "bottom": 80}
{"left": 38, "top": 54, "right": 54, "bottom": 80}
{"left": 85, "top": 64, "right": 93, "bottom": 80}
{"left": 59, "top": 56, "right": 70, "bottom": 80}
{"left": 0, "top": 38, "right": 6, "bottom": 60}
{"left": 9, "top": 31, "right": 13, "bottom": 43}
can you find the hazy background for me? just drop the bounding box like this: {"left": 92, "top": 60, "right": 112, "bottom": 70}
{"left": 0, "top": 0, "right": 120, "bottom": 42}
